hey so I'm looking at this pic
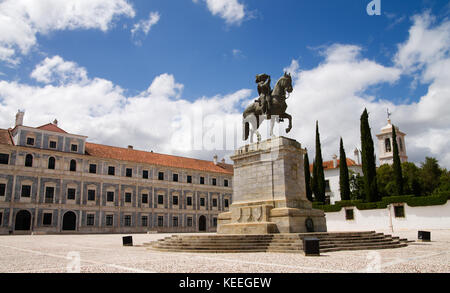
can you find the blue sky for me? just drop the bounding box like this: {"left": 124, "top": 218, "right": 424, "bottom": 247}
{"left": 0, "top": 0, "right": 449, "bottom": 168}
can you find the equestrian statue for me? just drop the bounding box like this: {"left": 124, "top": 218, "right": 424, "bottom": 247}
{"left": 243, "top": 72, "right": 293, "bottom": 142}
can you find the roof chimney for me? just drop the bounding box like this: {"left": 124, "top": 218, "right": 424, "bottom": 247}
{"left": 213, "top": 154, "right": 218, "bottom": 165}
{"left": 128, "top": 145, "right": 133, "bottom": 150}
{"left": 15, "top": 110, "right": 24, "bottom": 127}
{"left": 53, "top": 119, "right": 58, "bottom": 126}
{"left": 332, "top": 154, "right": 338, "bottom": 168}
{"left": 354, "top": 148, "right": 360, "bottom": 165}
{"left": 221, "top": 158, "right": 225, "bottom": 164}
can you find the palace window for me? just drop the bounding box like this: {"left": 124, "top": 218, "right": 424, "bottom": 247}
{"left": 187, "top": 196, "right": 192, "bottom": 206}
{"left": 125, "top": 192, "right": 132, "bottom": 203}
{"left": 345, "top": 209, "right": 354, "bottom": 220}
{"left": 187, "top": 217, "right": 193, "bottom": 227}
{"left": 87, "top": 214, "right": 95, "bottom": 226}
{"left": 45, "top": 186, "right": 54, "bottom": 203}
{"left": 0, "top": 212, "right": 2, "bottom": 226}
{"left": 71, "top": 144, "right": 78, "bottom": 152}
{"left": 26, "top": 137, "right": 35, "bottom": 146}
{"left": 49, "top": 140, "right": 57, "bottom": 149}
{"left": 142, "top": 194, "right": 148, "bottom": 204}
{"left": 173, "top": 196, "right": 178, "bottom": 205}
{"left": 158, "top": 216, "right": 164, "bottom": 227}
{"left": 107, "top": 191, "right": 114, "bottom": 202}
{"left": 67, "top": 188, "right": 76, "bottom": 200}
{"left": 212, "top": 198, "right": 217, "bottom": 207}
{"left": 172, "top": 216, "right": 178, "bottom": 227}
{"left": 0, "top": 183, "right": 5, "bottom": 196}
{"left": 87, "top": 189, "right": 96, "bottom": 201}
{"left": 69, "top": 160, "right": 76, "bottom": 172}
{"left": 213, "top": 217, "right": 217, "bottom": 227}
{"left": 224, "top": 199, "right": 229, "bottom": 208}
{"left": 187, "top": 175, "right": 192, "bottom": 183}
{"left": 385, "top": 138, "right": 391, "bottom": 153}
{"left": 21, "top": 185, "right": 31, "bottom": 197}
{"left": 212, "top": 178, "right": 217, "bottom": 186}
{"left": 106, "top": 215, "right": 113, "bottom": 226}
{"left": 48, "top": 157, "right": 56, "bottom": 170}
{"left": 25, "top": 154, "right": 33, "bottom": 167}
{"left": 224, "top": 179, "right": 229, "bottom": 187}
{"left": 200, "top": 198, "right": 205, "bottom": 207}
{"left": 399, "top": 139, "right": 403, "bottom": 152}
{"left": 126, "top": 168, "right": 132, "bottom": 178}
{"left": 43, "top": 213, "right": 52, "bottom": 226}
{"left": 124, "top": 215, "right": 131, "bottom": 226}
{"left": 173, "top": 173, "right": 178, "bottom": 182}
{"left": 143, "top": 170, "right": 149, "bottom": 179}
{"left": 200, "top": 177, "right": 205, "bottom": 185}
{"left": 158, "top": 195, "right": 164, "bottom": 205}
{"left": 141, "top": 216, "right": 148, "bottom": 227}
{"left": 0, "top": 153, "right": 9, "bottom": 165}
{"left": 89, "top": 164, "right": 97, "bottom": 174}
{"left": 158, "top": 172, "right": 164, "bottom": 180}
{"left": 108, "top": 166, "right": 115, "bottom": 176}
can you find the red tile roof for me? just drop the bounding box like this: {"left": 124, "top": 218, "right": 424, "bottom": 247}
{"left": 37, "top": 123, "right": 67, "bottom": 134}
{"left": 85, "top": 142, "right": 233, "bottom": 175}
{"left": 0, "top": 128, "right": 14, "bottom": 145}
{"left": 310, "top": 158, "right": 359, "bottom": 172}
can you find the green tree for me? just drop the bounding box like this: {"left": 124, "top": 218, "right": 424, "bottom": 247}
{"left": 402, "top": 162, "right": 421, "bottom": 196}
{"left": 339, "top": 138, "right": 351, "bottom": 200}
{"left": 392, "top": 126, "right": 403, "bottom": 195}
{"left": 420, "top": 157, "right": 442, "bottom": 195}
{"left": 304, "top": 151, "right": 313, "bottom": 201}
{"left": 377, "top": 164, "right": 395, "bottom": 197}
{"left": 311, "top": 159, "right": 318, "bottom": 201}
{"left": 349, "top": 170, "right": 364, "bottom": 200}
{"left": 434, "top": 169, "right": 450, "bottom": 194}
{"left": 314, "top": 121, "right": 326, "bottom": 203}
{"left": 360, "top": 109, "right": 379, "bottom": 202}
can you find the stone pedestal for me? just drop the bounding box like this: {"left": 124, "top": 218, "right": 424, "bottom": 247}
{"left": 218, "top": 137, "right": 327, "bottom": 234}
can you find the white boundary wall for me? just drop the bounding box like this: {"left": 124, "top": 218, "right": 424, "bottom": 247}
{"left": 325, "top": 201, "right": 450, "bottom": 231}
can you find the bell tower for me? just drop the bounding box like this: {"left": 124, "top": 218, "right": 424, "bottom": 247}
{"left": 376, "top": 110, "right": 408, "bottom": 165}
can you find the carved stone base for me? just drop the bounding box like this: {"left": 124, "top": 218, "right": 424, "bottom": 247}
{"left": 217, "top": 137, "right": 327, "bottom": 234}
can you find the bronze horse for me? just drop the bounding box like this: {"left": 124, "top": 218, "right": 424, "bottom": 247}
{"left": 243, "top": 72, "right": 293, "bottom": 142}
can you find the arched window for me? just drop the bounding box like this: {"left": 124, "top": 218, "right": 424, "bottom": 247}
{"left": 25, "top": 154, "right": 33, "bottom": 167}
{"left": 70, "top": 159, "right": 77, "bottom": 172}
{"left": 48, "top": 157, "right": 55, "bottom": 170}
{"left": 385, "top": 138, "right": 391, "bottom": 153}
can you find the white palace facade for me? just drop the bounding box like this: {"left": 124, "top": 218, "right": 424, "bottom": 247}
{"left": 0, "top": 111, "right": 233, "bottom": 235}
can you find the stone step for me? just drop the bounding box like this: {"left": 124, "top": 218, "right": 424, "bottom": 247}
{"left": 321, "top": 243, "right": 408, "bottom": 252}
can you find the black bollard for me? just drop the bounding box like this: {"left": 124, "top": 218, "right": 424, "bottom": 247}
{"left": 303, "top": 237, "right": 320, "bottom": 256}
{"left": 418, "top": 231, "right": 431, "bottom": 242}
{"left": 122, "top": 236, "right": 133, "bottom": 246}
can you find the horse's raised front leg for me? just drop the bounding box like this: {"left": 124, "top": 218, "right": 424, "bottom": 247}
{"left": 282, "top": 113, "right": 292, "bottom": 133}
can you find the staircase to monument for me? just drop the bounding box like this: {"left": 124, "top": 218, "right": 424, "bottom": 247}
{"left": 144, "top": 231, "right": 409, "bottom": 253}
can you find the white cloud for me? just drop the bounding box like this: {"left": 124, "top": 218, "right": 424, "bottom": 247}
{"left": 30, "top": 56, "right": 89, "bottom": 85}
{"left": 0, "top": 0, "right": 135, "bottom": 64}
{"left": 0, "top": 55, "right": 250, "bottom": 162}
{"left": 194, "top": 0, "right": 245, "bottom": 25}
{"left": 131, "top": 11, "right": 160, "bottom": 45}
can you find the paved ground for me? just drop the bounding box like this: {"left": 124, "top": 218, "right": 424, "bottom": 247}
{"left": 0, "top": 229, "right": 449, "bottom": 273}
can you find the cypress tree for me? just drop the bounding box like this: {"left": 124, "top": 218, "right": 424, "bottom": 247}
{"left": 311, "top": 159, "right": 318, "bottom": 201}
{"left": 304, "top": 151, "right": 313, "bottom": 201}
{"left": 392, "top": 125, "right": 403, "bottom": 196}
{"left": 360, "top": 109, "right": 379, "bottom": 202}
{"left": 315, "top": 121, "right": 326, "bottom": 203}
{"left": 339, "top": 137, "right": 351, "bottom": 201}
